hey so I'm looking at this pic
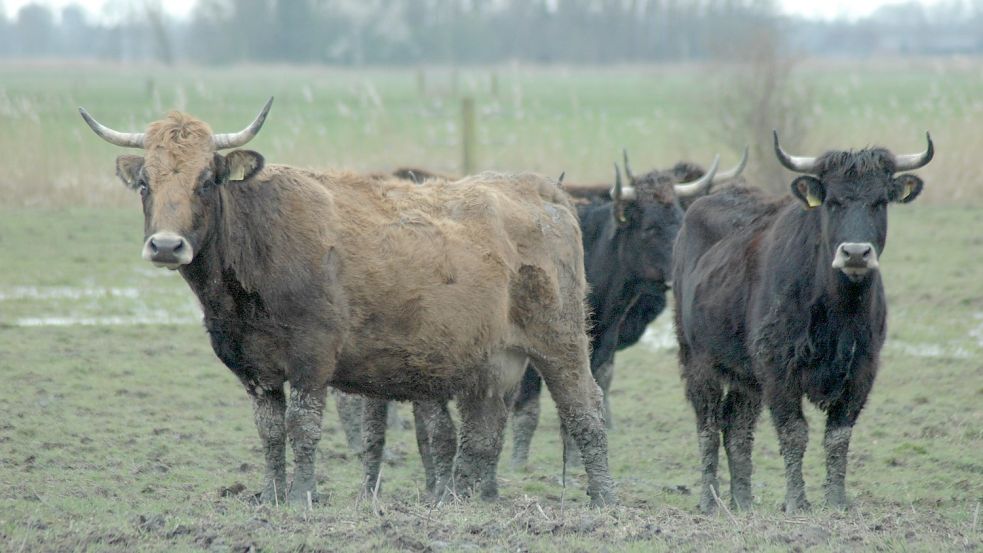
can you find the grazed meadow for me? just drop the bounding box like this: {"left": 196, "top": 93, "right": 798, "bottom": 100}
{"left": 0, "top": 62, "right": 981, "bottom": 552}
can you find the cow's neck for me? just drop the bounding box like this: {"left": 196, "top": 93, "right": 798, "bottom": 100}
{"left": 178, "top": 189, "right": 268, "bottom": 325}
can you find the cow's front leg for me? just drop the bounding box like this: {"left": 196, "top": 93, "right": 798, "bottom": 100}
{"left": 360, "top": 397, "right": 389, "bottom": 496}
{"left": 770, "top": 397, "right": 810, "bottom": 513}
{"left": 285, "top": 385, "right": 328, "bottom": 507}
{"left": 334, "top": 390, "right": 364, "bottom": 453}
{"left": 250, "top": 386, "right": 287, "bottom": 504}
{"left": 823, "top": 379, "right": 870, "bottom": 510}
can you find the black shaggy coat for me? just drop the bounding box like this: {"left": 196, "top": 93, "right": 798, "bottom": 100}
{"left": 673, "top": 147, "right": 926, "bottom": 513}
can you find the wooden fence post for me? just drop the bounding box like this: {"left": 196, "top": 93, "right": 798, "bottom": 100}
{"left": 461, "top": 96, "right": 476, "bottom": 175}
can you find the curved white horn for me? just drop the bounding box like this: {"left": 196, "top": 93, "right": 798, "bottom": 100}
{"left": 773, "top": 130, "right": 818, "bottom": 174}
{"left": 674, "top": 154, "right": 720, "bottom": 198}
{"left": 78, "top": 107, "right": 145, "bottom": 148}
{"left": 623, "top": 148, "right": 634, "bottom": 181}
{"left": 894, "top": 132, "right": 934, "bottom": 172}
{"left": 713, "top": 145, "right": 749, "bottom": 184}
{"left": 212, "top": 97, "right": 274, "bottom": 150}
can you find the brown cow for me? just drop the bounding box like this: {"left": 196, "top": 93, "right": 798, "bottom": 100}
{"left": 79, "top": 99, "right": 616, "bottom": 507}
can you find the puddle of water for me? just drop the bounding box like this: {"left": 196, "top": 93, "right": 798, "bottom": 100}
{"left": 641, "top": 319, "right": 676, "bottom": 351}
{"left": 886, "top": 341, "right": 973, "bottom": 359}
{"left": 0, "top": 286, "right": 140, "bottom": 301}
{"left": 970, "top": 313, "right": 983, "bottom": 349}
{"left": 15, "top": 310, "right": 200, "bottom": 327}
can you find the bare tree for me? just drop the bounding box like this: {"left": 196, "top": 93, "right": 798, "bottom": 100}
{"left": 708, "top": 27, "right": 813, "bottom": 193}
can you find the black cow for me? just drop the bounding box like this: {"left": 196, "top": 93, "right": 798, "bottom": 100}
{"left": 510, "top": 148, "right": 750, "bottom": 468}
{"left": 672, "top": 132, "right": 933, "bottom": 513}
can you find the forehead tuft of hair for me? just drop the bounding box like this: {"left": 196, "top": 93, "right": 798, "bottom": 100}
{"left": 145, "top": 111, "right": 214, "bottom": 154}
{"left": 813, "top": 147, "right": 896, "bottom": 180}
{"left": 630, "top": 170, "right": 679, "bottom": 204}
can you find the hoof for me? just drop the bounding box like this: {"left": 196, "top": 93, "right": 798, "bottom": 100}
{"left": 588, "top": 489, "right": 618, "bottom": 508}
{"left": 783, "top": 498, "right": 812, "bottom": 514}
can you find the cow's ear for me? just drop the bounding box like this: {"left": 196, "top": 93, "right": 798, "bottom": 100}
{"left": 889, "top": 174, "right": 923, "bottom": 204}
{"left": 790, "top": 176, "right": 825, "bottom": 209}
{"left": 223, "top": 150, "right": 265, "bottom": 183}
{"left": 115, "top": 155, "right": 145, "bottom": 190}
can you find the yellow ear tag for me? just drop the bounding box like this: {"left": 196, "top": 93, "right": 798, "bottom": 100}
{"left": 229, "top": 165, "right": 246, "bottom": 181}
{"left": 901, "top": 181, "right": 913, "bottom": 201}
{"left": 806, "top": 191, "right": 822, "bottom": 208}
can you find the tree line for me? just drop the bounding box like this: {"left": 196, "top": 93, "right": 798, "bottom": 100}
{"left": 1, "top": 0, "right": 981, "bottom": 64}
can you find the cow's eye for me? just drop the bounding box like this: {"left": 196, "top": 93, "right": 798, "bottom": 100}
{"left": 199, "top": 178, "right": 216, "bottom": 194}
{"left": 138, "top": 182, "right": 149, "bottom": 197}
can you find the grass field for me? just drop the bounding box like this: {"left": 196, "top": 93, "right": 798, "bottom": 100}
{"left": 1, "top": 62, "right": 982, "bottom": 551}
{"left": 0, "top": 206, "right": 980, "bottom": 552}
{"left": 1, "top": 59, "right": 982, "bottom": 207}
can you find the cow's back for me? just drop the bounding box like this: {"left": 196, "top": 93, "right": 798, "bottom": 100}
{"left": 672, "top": 187, "right": 785, "bottom": 377}
{"left": 316, "top": 170, "right": 583, "bottom": 393}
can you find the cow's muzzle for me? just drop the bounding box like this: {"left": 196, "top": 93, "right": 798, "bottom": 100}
{"left": 832, "top": 242, "right": 878, "bottom": 281}
{"left": 142, "top": 232, "right": 193, "bottom": 269}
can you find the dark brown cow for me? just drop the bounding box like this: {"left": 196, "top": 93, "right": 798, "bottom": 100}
{"left": 79, "top": 99, "right": 616, "bottom": 507}
{"left": 672, "top": 132, "right": 932, "bottom": 513}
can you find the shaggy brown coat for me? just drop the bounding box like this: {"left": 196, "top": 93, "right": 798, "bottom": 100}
{"left": 101, "top": 111, "right": 616, "bottom": 507}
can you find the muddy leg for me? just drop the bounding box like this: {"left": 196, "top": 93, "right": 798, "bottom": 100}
{"left": 535, "top": 350, "right": 617, "bottom": 507}
{"left": 453, "top": 392, "right": 508, "bottom": 500}
{"left": 770, "top": 399, "right": 810, "bottom": 513}
{"left": 593, "top": 360, "right": 615, "bottom": 430}
{"left": 285, "top": 385, "right": 328, "bottom": 507}
{"left": 822, "top": 423, "right": 852, "bottom": 509}
{"left": 510, "top": 366, "right": 542, "bottom": 470}
{"left": 250, "top": 387, "right": 287, "bottom": 504}
{"left": 686, "top": 376, "right": 723, "bottom": 514}
{"left": 361, "top": 397, "right": 389, "bottom": 496}
{"left": 415, "top": 399, "right": 457, "bottom": 499}
{"left": 334, "top": 390, "right": 364, "bottom": 454}
{"left": 412, "top": 401, "right": 437, "bottom": 494}
{"left": 721, "top": 387, "right": 761, "bottom": 511}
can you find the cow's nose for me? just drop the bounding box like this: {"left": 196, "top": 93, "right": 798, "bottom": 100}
{"left": 832, "top": 242, "right": 879, "bottom": 276}
{"left": 142, "top": 232, "right": 193, "bottom": 268}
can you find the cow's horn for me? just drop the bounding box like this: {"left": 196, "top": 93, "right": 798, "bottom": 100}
{"left": 712, "top": 145, "right": 749, "bottom": 184}
{"left": 894, "top": 132, "right": 934, "bottom": 172}
{"left": 78, "top": 107, "right": 145, "bottom": 148}
{"left": 773, "top": 130, "right": 818, "bottom": 174}
{"left": 610, "top": 163, "right": 636, "bottom": 202}
{"left": 623, "top": 148, "right": 634, "bottom": 181}
{"left": 675, "top": 154, "right": 719, "bottom": 198}
{"left": 213, "top": 97, "right": 274, "bottom": 150}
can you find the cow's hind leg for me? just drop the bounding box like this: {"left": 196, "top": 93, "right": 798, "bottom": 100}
{"left": 685, "top": 369, "right": 723, "bottom": 514}
{"left": 534, "top": 347, "right": 617, "bottom": 507}
{"left": 510, "top": 366, "right": 542, "bottom": 470}
{"left": 721, "top": 385, "right": 761, "bottom": 511}
{"left": 284, "top": 384, "right": 328, "bottom": 507}
{"left": 360, "top": 397, "right": 389, "bottom": 496}
{"left": 250, "top": 386, "right": 287, "bottom": 504}
{"left": 453, "top": 390, "right": 509, "bottom": 500}
{"left": 770, "top": 396, "right": 811, "bottom": 513}
{"left": 414, "top": 399, "right": 457, "bottom": 500}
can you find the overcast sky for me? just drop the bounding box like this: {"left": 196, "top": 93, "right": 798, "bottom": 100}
{"left": 1, "top": 0, "right": 948, "bottom": 22}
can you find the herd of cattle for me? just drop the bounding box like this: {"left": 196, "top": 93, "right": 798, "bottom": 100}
{"left": 79, "top": 97, "right": 933, "bottom": 513}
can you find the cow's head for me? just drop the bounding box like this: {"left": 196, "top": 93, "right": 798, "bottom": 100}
{"left": 607, "top": 148, "right": 747, "bottom": 287}
{"left": 80, "top": 98, "right": 273, "bottom": 269}
{"left": 774, "top": 131, "right": 932, "bottom": 283}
